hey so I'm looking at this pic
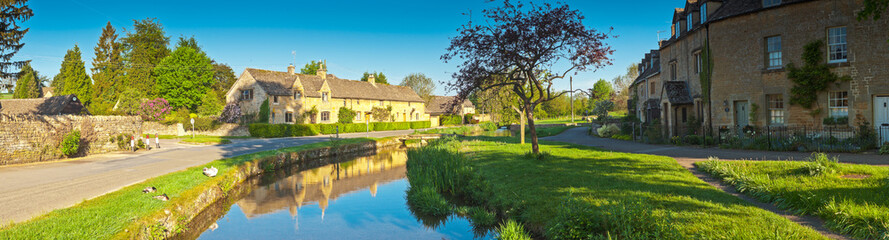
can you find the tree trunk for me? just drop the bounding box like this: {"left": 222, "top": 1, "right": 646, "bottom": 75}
{"left": 525, "top": 103, "right": 539, "bottom": 154}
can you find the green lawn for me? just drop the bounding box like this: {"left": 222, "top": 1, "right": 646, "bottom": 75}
{"left": 0, "top": 93, "right": 12, "bottom": 99}
{"left": 0, "top": 138, "right": 376, "bottom": 239}
{"left": 179, "top": 136, "right": 232, "bottom": 145}
{"left": 407, "top": 136, "right": 827, "bottom": 239}
{"left": 533, "top": 118, "right": 585, "bottom": 125}
{"left": 157, "top": 134, "right": 252, "bottom": 140}
{"left": 697, "top": 155, "right": 889, "bottom": 239}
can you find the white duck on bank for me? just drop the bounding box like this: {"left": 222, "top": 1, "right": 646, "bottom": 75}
{"left": 203, "top": 167, "right": 218, "bottom": 177}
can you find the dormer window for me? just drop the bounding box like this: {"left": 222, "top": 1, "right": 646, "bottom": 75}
{"left": 763, "top": 0, "right": 781, "bottom": 8}
{"left": 675, "top": 24, "right": 681, "bottom": 38}
{"left": 701, "top": 3, "right": 707, "bottom": 22}
{"left": 293, "top": 90, "right": 301, "bottom": 99}
{"left": 687, "top": 14, "right": 693, "bottom": 31}
{"left": 322, "top": 92, "right": 329, "bottom": 102}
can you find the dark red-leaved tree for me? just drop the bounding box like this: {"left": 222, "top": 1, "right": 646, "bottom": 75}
{"left": 442, "top": 0, "right": 613, "bottom": 154}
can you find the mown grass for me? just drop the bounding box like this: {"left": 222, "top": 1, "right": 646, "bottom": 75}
{"left": 697, "top": 154, "right": 889, "bottom": 239}
{"left": 533, "top": 118, "right": 585, "bottom": 125}
{"left": 179, "top": 136, "right": 233, "bottom": 145}
{"left": 406, "top": 136, "right": 827, "bottom": 239}
{"left": 0, "top": 93, "right": 11, "bottom": 99}
{"left": 0, "top": 138, "right": 376, "bottom": 239}
{"left": 157, "top": 134, "right": 252, "bottom": 140}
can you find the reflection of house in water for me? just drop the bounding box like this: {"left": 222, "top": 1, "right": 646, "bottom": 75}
{"left": 236, "top": 149, "right": 408, "bottom": 220}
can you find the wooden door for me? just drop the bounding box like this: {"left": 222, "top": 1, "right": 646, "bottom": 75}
{"left": 875, "top": 96, "right": 889, "bottom": 143}
{"left": 734, "top": 101, "right": 749, "bottom": 127}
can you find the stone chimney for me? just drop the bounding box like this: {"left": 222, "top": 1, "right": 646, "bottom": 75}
{"left": 368, "top": 74, "right": 376, "bottom": 86}
{"left": 287, "top": 64, "right": 295, "bottom": 75}
{"left": 316, "top": 60, "right": 327, "bottom": 80}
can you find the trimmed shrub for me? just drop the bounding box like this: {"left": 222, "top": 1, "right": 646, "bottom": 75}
{"left": 440, "top": 115, "right": 462, "bottom": 126}
{"left": 684, "top": 135, "right": 702, "bottom": 145}
{"left": 373, "top": 122, "right": 411, "bottom": 131}
{"left": 61, "top": 130, "right": 81, "bottom": 157}
{"left": 596, "top": 124, "right": 620, "bottom": 138}
{"left": 316, "top": 123, "right": 370, "bottom": 134}
{"left": 410, "top": 121, "right": 432, "bottom": 129}
{"left": 192, "top": 117, "right": 222, "bottom": 131}
{"left": 337, "top": 107, "right": 357, "bottom": 124}
{"left": 248, "top": 124, "right": 319, "bottom": 138}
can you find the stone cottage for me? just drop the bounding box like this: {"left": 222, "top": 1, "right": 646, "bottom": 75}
{"left": 225, "top": 63, "right": 428, "bottom": 124}
{"left": 426, "top": 96, "right": 476, "bottom": 127}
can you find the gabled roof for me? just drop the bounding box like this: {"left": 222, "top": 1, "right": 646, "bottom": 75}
{"left": 631, "top": 50, "right": 661, "bottom": 87}
{"left": 244, "top": 68, "right": 424, "bottom": 103}
{"left": 663, "top": 81, "right": 693, "bottom": 105}
{"left": 426, "top": 96, "right": 474, "bottom": 115}
{"left": 0, "top": 94, "right": 88, "bottom": 115}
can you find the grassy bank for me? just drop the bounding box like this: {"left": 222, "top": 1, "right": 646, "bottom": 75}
{"left": 0, "top": 138, "right": 377, "bottom": 239}
{"left": 406, "top": 136, "right": 827, "bottom": 239}
{"left": 179, "top": 136, "right": 232, "bottom": 145}
{"left": 697, "top": 154, "right": 889, "bottom": 239}
{"left": 417, "top": 122, "right": 498, "bottom": 135}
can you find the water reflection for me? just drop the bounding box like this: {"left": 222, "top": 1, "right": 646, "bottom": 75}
{"left": 193, "top": 148, "right": 491, "bottom": 240}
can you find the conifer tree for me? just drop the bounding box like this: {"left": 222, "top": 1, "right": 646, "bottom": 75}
{"left": 12, "top": 62, "right": 39, "bottom": 98}
{"left": 91, "top": 22, "right": 124, "bottom": 111}
{"left": 56, "top": 45, "right": 92, "bottom": 105}
{"left": 121, "top": 18, "right": 170, "bottom": 96}
{"left": 0, "top": 0, "right": 32, "bottom": 90}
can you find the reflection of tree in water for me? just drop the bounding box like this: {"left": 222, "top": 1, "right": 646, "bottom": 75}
{"left": 235, "top": 149, "right": 409, "bottom": 223}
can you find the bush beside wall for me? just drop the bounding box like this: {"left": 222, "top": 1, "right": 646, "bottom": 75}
{"left": 248, "top": 124, "right": 320, "bottom": 138}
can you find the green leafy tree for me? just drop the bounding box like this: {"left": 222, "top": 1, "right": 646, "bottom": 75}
{"left": 0, "top": 0, "right": 32, "bottom": 90}
{"left": 91, "top": 22, "right": 125, "bottom": 113}
{"left": 591, "top": 79, "right": 613, "bottom": 103}
{"left": 611, "top": 64, "right": 639, "bottom": 111}
{"left": 50, "top": 73, "right": 64, "bottom": 93}
{"left": 115, "top": 87, "right": 144, "bottom": 115}
{"left": 12, "top": 62, "right": 39, "bottom": 98}
{"left": 153, "top": 45, "right": 214, "bottom": 111}
{"left": 300, "top": 60, "right": 325, "bottom": 75}
{"left": 56, "top": 45, "right": 93, "bottom": 106}
{"left": 361, "top": 72, "right": 388, "bottom": 85}
{"left": 399, "top": 73, "right": 435, "bottom": 103}
{"left": 197, "top": 90, "right": 223, "bottom": 116}
{"left": 337, "top": 107, "right": 357, "bottom": 123}
{"left": 211, "top": 63, "right": 236, "bottom": 102}
{"left": 121, "top": 18, "right": 170, "bottom": 96}
{"left": 176, "top": 36, "right": 201, "bottom": 52}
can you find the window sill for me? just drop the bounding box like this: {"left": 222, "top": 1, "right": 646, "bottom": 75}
{"left": 827, "top": 61, "right": 850, "bottom": 68}
{"left": 761, "top": 67, "right": 785, "bottom": 74}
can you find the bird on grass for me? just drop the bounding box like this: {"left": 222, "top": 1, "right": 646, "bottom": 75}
{"left": 142, "top": 187, "right": 157, "bottom": 193}
{"left": 203, "top": 167, "right": 218, "bottom": 177}
{"left": 154, "top": 194, "right": 169, "bottom": 201}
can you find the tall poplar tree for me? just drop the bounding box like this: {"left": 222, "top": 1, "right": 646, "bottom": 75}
{"left": 91, "top": 22, "right": 124, "bottom": 113}
{"left": 121, "top": 18, "right": 170, "bottom": 96}
{"left": 0, "top": 0, "right": 32, "bottom": 90}
{"left": 12, "top": 62, "right": 39, "bottom": 98}
{"left": 56, "top": 45, "right": 92, "bottom": 105}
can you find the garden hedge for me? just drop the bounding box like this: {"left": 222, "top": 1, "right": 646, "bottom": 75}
{"left": 248, "top": 123, "right": 320, "bottom": 138}
{"left": 440, "top": 115, "right": 463, "bottom": 126}
{"left": 249, "top": 121, "right": 430, "bottom": 137}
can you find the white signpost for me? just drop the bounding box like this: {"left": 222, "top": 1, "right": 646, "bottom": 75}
{"left": 190, "top": 118, "right": 195, "bottom": 138}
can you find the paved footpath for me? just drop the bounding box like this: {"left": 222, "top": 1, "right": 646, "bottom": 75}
{"left": 0, "top": 130, "right": 415, "bottom": 226}
{"left": 543, "top": 127, "right": 889, "bottom": 240}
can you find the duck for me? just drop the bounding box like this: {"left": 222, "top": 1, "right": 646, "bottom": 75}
{"left": 142, "top": 187, "right": 157, "bottom": 193}
{"left": 153, "top": 194, "right": 169, "bottom": 201}
{"left": 203, "top": 167, "right": 218, "bottom": 177}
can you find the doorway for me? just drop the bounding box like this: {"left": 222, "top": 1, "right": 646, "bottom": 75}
{"left": 734, "top": 101, "right": 749, "bottom": 127}
{"left": 875, "top": 96, "right": 889, "bottom": 143}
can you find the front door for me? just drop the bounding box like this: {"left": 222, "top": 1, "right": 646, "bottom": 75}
{"left": 734, "top": 101, "right": 749, "bottom": 127}
{"left": 875, "top": 96, "right": 889, "bottom": 143}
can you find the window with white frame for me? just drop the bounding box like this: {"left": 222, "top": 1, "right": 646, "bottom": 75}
{"left": 694, "top": 52, "right": 702, "bottom": 73}
{"left": 293, "top": 90, "right": 301, "bottom": 100}
{"left": 701, "top": 3, "right": 707, "bottom": 22}
{"left": 763, "top": 0, "right": 781, "bottom": 7}
{"left": 768, "top": 94, "right": 784, "bottom": 125}
{"left": 687, "top": 14, "right": 693, "bottom": 31}
{"left": 828, "top": 27, "right": 847, "bottom": 63}
{"left": 322, "top": 92, "right": 329, "bottom": 102}
{"left": 321, "top": 111, "right": 330, "bottom": 122}
{"left": 766, "top": 36, "right": 782, "bottom": 69}
{"left": 356, "top": 111, "right": 362, "bottom": 121}
{"left": 829, "top": 91, "right": 848, "bottom": 117}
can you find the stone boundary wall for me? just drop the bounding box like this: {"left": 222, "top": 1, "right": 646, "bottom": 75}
{"left": 508, "top": 122, "right": 592, "bottom": 131}
{"left": 141, "top": 122, "right": 249, "bottom": 137}
{"left": 129, "top": 138, "right": 403, "bottom": 239}
{"left": 0, "top": 114, "right": 142, "bottom": 165}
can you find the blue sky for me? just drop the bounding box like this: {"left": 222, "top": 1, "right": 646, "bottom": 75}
{"left": 20, "top": 0, "right": 681, "bottom": 95}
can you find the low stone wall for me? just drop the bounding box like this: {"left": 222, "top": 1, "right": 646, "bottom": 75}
{"left": 0, "top": 114, "right": 142, "bottom": 165}
{"left": 508, "top": 122, "right": 592, "bottom": 131}
{"left": 141, "top": 122, "right": 249, "bottom": 137}
{"left": 130, "top": 138, "right": 403, "bottom": 239}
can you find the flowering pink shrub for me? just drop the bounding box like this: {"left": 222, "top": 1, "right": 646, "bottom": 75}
{"left": 219, "top": 103, "right": 242, "bottom": 123}
{"left": 138, "top": 98, "right": 172, "bottom": 121}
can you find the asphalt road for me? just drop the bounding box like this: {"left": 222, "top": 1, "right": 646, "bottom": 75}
{"left": 0, "top": 130, "right": 415, "bottom": 226}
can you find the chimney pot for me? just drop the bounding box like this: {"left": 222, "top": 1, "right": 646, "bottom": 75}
{"left": 368, "top": 74, "right": 376, "bottom": 86}
{"left": 287, "top": 64, "right": 295, "bottom": 75}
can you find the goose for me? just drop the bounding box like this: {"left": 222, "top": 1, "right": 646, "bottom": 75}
{"left": 153, "top": 194, "right": 169, "bottom": 201}
{"left": 203, "top": 167, "right": 218, "bottom": 177}
{"left": 142, "top": 187, "right": 157, "bottom": 193}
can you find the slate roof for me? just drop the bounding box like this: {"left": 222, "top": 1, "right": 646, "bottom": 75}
{"left": 0, "top": 94, "right": 88, "bottom": 115}
{"left": 645, "top": 98, "right": 662, "bottom": 110}
{"left": 631, "top": 50, "right": 661, "bottom": 87}
{"left": 426, "top": 96, "right": 474, "bottom": 115}
{"left": 663, "top": 81, "right": 694, "bottom": 105}
{"left": 244, "top": 68, "right": 424, "bottom": 103}
{"left": 710, "top": 0, "right": 812, "bottom": 22}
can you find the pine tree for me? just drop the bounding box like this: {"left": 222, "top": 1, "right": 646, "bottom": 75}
{"left": 57, "top": 45, "right": 92, "bottom": 105}
{"left": 121, "top": 18, "right": 170, "bottom": 97}
{"left": 0, "top": 0, "right": 32, "bottom": 90}
{"left": 91, "top": 22, "right": 124, "bottom": 111}
{"left": 12, "top": 62, "right": 39, "bottom": 98}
